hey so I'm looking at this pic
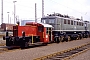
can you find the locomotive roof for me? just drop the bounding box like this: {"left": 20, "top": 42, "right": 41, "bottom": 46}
{"left": 39, "top": 23, "right": 53, "bottom": 28}
{"left": 42, "top": 16, "right": 86, "bottom": 22}
{"left": 26, "top": 22, "right": 53, "bottom": 28}
{"left": 42, "top": 16, "right": 63, "bottom": 19}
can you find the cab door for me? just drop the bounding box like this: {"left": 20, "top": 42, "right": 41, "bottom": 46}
{"left": 37, "top": 26, "right": 52, "bottom": 43}
{"left": 48, "top": 27, "right": 52, "bottom": 42}
{"left": 44, "top": 27, "right": 52, "bottom": 43}
{"left": 37, "top": 26, "right": 44, "bottom": 42}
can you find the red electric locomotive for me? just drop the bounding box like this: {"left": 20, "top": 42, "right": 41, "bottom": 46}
{"left": 3, "top": 22, "right": 53, "bottom": 48}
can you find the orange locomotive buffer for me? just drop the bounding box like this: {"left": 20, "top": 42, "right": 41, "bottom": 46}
{"left": 4, "top": 22, "right": 53, "bottom": 48}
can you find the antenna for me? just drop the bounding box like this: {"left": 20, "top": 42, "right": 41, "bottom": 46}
{"left": 35, "top": 3, "right": 37, "bottom": 22}
{"left": 42, "top": 0, "right": 44, "bottom": 17}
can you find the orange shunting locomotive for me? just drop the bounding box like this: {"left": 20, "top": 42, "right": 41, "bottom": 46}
{"left": 3, "top": 22, "right": 53, "bottom": 48}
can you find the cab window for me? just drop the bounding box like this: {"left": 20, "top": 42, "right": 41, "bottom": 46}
{"left": 46, "top": 28, "right": 48, "bottom": 34}
{"left": 68, "top": 20, "right": 70, "bottom": 24}
{"left": 64, "top": 19, "right": 66, "bottom": 24}
{"left": 71, "top": 20, "right": 73, "bottom": 25}
{"left": 38, "top": 26, "right": 43, "bottom": 32}
{"left": 46, "top": 28, "right": 51, "bottom": 34}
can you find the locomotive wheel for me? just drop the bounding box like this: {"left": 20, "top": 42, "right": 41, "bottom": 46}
{"left": 6, "top": 37, "right": 13, "bottom": 46}
{"left": 79, "top": 34, "right": 83, "bottom": 39}
{"left": 20, "top": 40, "right": 26, "bottom": 49}
{"left": 76, "top": 36, "right": 79, "bottom": 40}
{"left": 67, "top": 36, "right": 71, "bottom": 41}
{"left": 59, "top": 37, "right": 61, "bottom": 42}
{"left": 20, "top": 42, "right": 28, "bottom": 49}
{"left": 76, "top": 35, "right": 80, "bottom": 40}
{"left": 20, "top": 43, "right": 25, "bottom": 49}
{"left": 55, "top": 37, "right": 59, "bottom": 43}
{"left": 61, "top": 36, "right": 64, "bottom": 42}
{"left": 24, "top": 42, "right": 29, "bottom": 48}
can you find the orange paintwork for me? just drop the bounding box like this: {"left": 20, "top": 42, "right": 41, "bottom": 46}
{"left": 43, "top": 28, "right": 49, "bottom": 43}
{"left": 13, "top": 22, "right": 51, "bottom": 43}
{"left": 18, "top": 26, "right": 37, "bottom": 36}
{"left": 13, "top": 25, "right": 37, "bottom": 37}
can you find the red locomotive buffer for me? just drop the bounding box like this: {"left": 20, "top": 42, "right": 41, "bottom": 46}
{"left": 3, "top": 22, "right": 53, "bottom": 48}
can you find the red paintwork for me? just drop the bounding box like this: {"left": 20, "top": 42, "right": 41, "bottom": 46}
{"left": 13, "top": 22, "right": 51, "bottom": 43}
{"left": 13, "top": 26, "right": 37, "bottom": 36}
{"left": 18, "top": 26, "right": 37, "bottom": 36}
{"left": 26, "top": 22, "right": 50, "bottom": 43}
{"left": 43, "top": 28, "right": 49, "bottom": 43}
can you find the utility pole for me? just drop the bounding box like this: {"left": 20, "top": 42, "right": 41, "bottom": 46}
{"left": 81, "top": 16, "right": 83, "bottom": 21}
{"left": 35, "top": 3, "right": 37, "bottom": 23}
{"left": 1, "top": 0, "right": 3, "bottom": 24}
{"left": 13, "top": 1, "right": 17, "bottom": 24}
{"left": 10, "top": 17, "right": 11, "bottom": 24}
{"left": 7, "top": 12, "right": 10, "bottom": 23}
{"left": 42, "top": 0, "right": 44, "bottom": 17}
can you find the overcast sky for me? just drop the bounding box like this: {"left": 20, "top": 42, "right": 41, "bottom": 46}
{"left": 0, "top": 0, "right": 90, "bottom": 24}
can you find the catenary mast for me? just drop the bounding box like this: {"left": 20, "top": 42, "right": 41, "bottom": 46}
{"left": 35, "top": 3, "right": 37, "bottom": 22}
{"left": 42, "top": 0, "right": 44, "bottom": 18}
{"left": 1, "top": 0, "right": 3, "bottom": 24}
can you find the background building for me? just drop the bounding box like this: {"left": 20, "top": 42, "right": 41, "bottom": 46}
{"left": 0, "top": 23, "right": 16, "bottom": 31}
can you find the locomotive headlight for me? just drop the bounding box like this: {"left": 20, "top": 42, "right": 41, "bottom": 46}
{"left": 74, "top": 32, "right": 76, "bottom": 33}
{"left": 22, "top": 31, "right": 24, "bottom": 34}
{"left": 9, "top": 34, "right": 13, "bottom": 36}
{"left": 46, "top": 35, "right": 48, "bottom": 38}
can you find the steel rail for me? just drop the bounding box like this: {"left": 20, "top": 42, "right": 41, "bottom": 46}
{"left": 34, "top": 42, "right": 90, "bottom": 60}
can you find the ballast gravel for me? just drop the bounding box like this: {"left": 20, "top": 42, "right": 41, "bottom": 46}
{"left": 0, "top": 40, "right": 5, "bottom": 46}
{"left": 70, "top": 49, "right": 90, "bottom": 60}
{"left": 0, "top": 38, "right": 90, "bottom": 60}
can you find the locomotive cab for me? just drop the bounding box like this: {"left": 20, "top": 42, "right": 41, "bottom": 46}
{"left": 37, "top": 23, "right": 53, "bottom": 43}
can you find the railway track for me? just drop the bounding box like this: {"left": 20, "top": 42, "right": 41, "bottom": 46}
{"left": 34, "top": 42, "right": 90, "bottom": 60}
{"left": 0, "top": 44, "right": 5, "bottom": 46}
{"left": 0, "top": 38, "right": 89, "bottom": 55}
{"left": 0, "top": 43, "right": 50, "bottom": 54}
{"left": 0, "top": 46, "right": 21, "bottom": 54}
{"left": 0, "top": 38, "right": 88, "bottom": 54}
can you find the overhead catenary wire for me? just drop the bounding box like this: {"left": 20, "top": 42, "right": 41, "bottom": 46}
{"left": 3, "top": 1, "right": 47, "bottom": 15}
{"left": 3, "top": 1, "right": 42, "bottom": 22}
{"left": 50, "top": 0, "right": 84, "bottom": 14}
{"left": 3, "top": 0, "right": 90, "bottom": 21}
{"left": 4, "top": 1, "right": 34, "bottom": 10}
{"left": 3, "top": 0, "right": 90, "bottom": 16}
{"left": 50, "top": 0, "right": 90, "bottom": 20}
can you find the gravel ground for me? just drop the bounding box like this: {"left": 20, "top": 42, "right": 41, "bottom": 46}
{"left": 0, "top": 38, "right": 90, "bottom": 60}
{"left": 70, "top": 49, "right": 90, "bottom": 60}
{"left": 0, "top": 40, "right": 6, "bottom": 46}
